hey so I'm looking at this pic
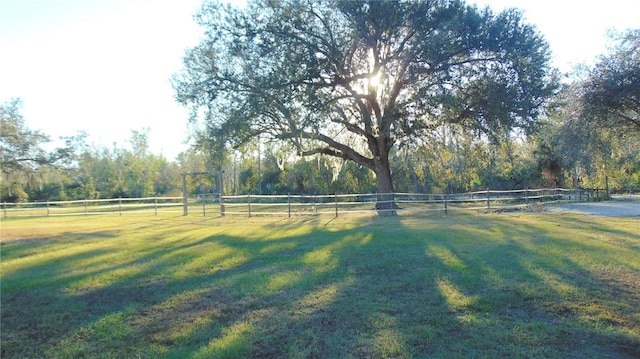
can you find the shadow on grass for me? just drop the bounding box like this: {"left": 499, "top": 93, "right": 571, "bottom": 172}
{"left": 440, "top": 214, "right": 640, "bottom": 357}
{"left": 1, "top": 213, "right": 639, "bottom": 358}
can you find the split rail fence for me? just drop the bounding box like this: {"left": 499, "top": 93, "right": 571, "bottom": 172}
{"left": 1, "top": 188, "right": 605, "bottom": 218}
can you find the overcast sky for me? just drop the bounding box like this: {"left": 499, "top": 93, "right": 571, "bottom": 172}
{"left": 1, "top": 0, "right": 638, "bottom": 160}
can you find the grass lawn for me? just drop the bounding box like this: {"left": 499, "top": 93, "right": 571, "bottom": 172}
{"left": 1, "top": 211, "right": 639, "bottom": 358}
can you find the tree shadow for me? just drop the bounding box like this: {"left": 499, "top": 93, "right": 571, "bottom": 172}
{"left": 1, "top": 213, "right": 639, "bottom": 358}
{"left": 424, "top": 213, "right": 640, "bottom": 357}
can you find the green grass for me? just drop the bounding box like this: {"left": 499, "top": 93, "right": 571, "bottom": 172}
{"left": 1, "top": 212, "right": 639, "bottom": 358}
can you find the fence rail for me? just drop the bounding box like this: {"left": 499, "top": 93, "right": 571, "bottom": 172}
{"left": 1, "top": 197, "right": 185, "bottom": 217}
{"left": 2, "top": 188, "right": 612, "bottom": 218}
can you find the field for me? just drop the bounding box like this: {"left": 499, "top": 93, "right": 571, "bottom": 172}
{"left": 1, "top": 212, "right": 639, "bottom": 358}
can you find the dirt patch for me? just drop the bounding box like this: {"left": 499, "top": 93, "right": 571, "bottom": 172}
{"left": 550, "top": 200, "right": 640, "bottom": 218}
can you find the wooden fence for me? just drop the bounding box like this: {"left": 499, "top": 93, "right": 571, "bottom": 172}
{"left": 2, "top": 188, "right": 604, "bottom": 218}
{"left": 220, "top": 188, "right": 584, "bottom": 216}
{"left": 1, "top": 196, "right": 184, "bottom": 217}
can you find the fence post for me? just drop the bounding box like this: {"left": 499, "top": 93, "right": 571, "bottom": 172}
{"left": 218, "top": 170, "right": 225, "bottom": 217}
{"left": 220, "top": 194, "right": 225, "bottom": 217}
{"left": 288, "top": 194, "right": 291, "bottom": 218}
{"left": 2, "top": 202, "right": 6, "bottom": 218}
{"left": 486, "top": 188, "right": 491, "bottom": 211}
{"left": 525, "top": 188, "right": 529, "bottom": 209}
{"left": 181, "top": 174, "right": 188, "bottom": 216}
{"left": 84, "top": 199, "right": 88, "bottom": 216}
{"left": 118, "top": 197, "right": 122, "bottom": 216}
{"left": 202, "top": 195, "right": 206, "bottom": 217}
{"left": 46, "top": 201, "right": 50, "bottom": 216}
{"left": 335, "top": 194, "right": 338, "bottom": 217}
{"left": 444, "top": 194, "right": 448, "bottom": 215}
{"left": 248, "top": 195, "right": 252, "bottom": 218}
{"left": 154, "top": 196, "right": 158, "bottom": 215}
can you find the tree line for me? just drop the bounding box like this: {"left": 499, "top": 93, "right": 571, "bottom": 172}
{"left": 2, "top": 90, "right": 637, "bottom": 203}
{"left": 2, "top": 1, "right": 638, "bottom": 203}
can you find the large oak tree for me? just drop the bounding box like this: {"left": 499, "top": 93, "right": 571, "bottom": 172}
{"left": 173, "top": 0, "right": 556, "bottom": 208}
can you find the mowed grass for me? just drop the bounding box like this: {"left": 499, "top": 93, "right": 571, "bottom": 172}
{"left": 1, "top": 211, "right": 639, "bottom": 358}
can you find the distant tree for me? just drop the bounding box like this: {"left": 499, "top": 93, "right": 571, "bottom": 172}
{"left": 286, "top": 159, "right": 321, "bottom": 194}
{"left": 0, "top": 99, "right": 78, "bottom": 201}
{"left": 334, "top": 161, "right": 376, "bottom": 194}
{"left": 174, "top": 0, "right": 556, "bottom": 209}
{"left": 544, "top": 29, "right": 640, "bottom": 191}
{"left": 1, "top": 99, "right": 53, "bottom": 174}
{"left": 581, "top": 29, "right": 640, "bottom": 134}
{"left": 536, "top": 80, "right": 640, "bottom": 191}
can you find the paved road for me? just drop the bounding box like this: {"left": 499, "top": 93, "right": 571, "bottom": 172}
{"left": 550, "top": 200, "right": 640, "bottom": 218}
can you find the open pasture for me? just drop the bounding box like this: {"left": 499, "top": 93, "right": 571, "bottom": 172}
{"left": 1, "top": 212, "right": 639, "bottom": 358}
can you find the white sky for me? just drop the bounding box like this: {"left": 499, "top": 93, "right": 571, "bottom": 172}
{"left": 1, "top": 0, "right": 638, "bottom": 160}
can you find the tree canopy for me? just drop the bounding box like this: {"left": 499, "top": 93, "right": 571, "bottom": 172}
{"left": 178, "top": 0, "right": 557, "bottom": 203}
{"left": 581, "top": 29, "right": 640, "bottom": 134}
{"left": 1, "top": 98, "right": 55, "bottom": 174}
{"left": 0, "top": 99, "right": 79, "bottom": 201}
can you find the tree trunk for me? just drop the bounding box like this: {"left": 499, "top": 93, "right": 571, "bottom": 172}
{"left": 374, "top": 155, "right": 397, "bottom": 214}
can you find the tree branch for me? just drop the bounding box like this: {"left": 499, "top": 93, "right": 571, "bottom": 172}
{"left": 287, "top": 130, "right": 374, "bottom": 170}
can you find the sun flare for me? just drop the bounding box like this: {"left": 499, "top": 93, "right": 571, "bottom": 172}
{"left": 368, "top": 72, "right": 381, "bottom": 88}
